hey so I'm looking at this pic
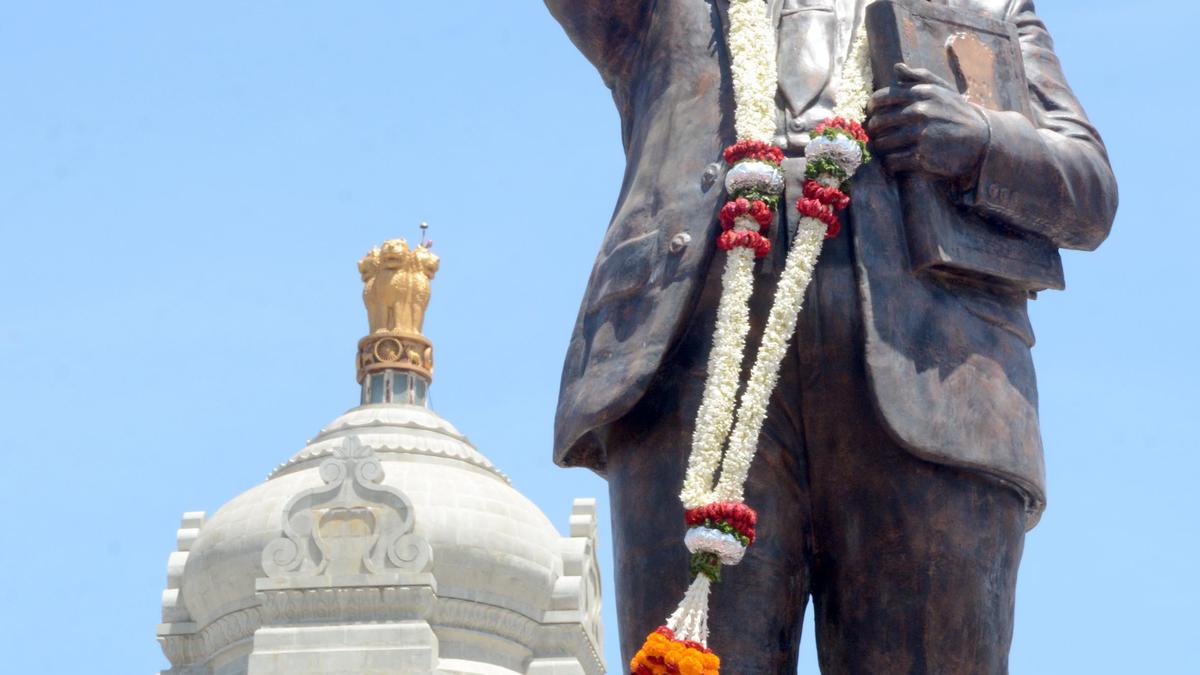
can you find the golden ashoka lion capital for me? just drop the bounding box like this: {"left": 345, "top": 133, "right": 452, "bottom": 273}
{"left": 359, "top": 238, "right": 440, "bottom": 335}
{"left": 356, "top": 238, "right": 440, "bottom": 383}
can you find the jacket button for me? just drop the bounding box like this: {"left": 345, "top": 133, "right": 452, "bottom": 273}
{"left": 669, "top": 232, "right": 691, "bottom": 254}
{"left": 701, "top": 163, "right": 721, "bottom": 191}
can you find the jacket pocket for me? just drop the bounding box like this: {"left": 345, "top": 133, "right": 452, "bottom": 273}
{"left": 939, "top": 279, "right": 1036, "bottom": 348}
{"left": 586, "top": 230, "right": 660, "bottom": 313}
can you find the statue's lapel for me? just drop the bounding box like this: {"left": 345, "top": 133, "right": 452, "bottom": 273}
{"left": 713, "top": 0, "right": 785, "bottom": 37}
{"left": 837, "top": 0, "right": 868, "bottom": 65}
{"left": 713, "top": 0, "right": 731, "bottom": 43}
{"left": 768, "top": 0, "right": 786, "bottom": 25}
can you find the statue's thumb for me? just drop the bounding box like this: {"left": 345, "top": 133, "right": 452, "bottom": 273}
{"left": 894, "top": 62, "right": 954, "bottom": 91}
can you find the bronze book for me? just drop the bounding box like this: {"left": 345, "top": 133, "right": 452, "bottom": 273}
{"left": 866, "top": 0, "right": 1065, "bottom": 292}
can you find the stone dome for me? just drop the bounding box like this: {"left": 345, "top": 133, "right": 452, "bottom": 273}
{"left": 158, "top": 402, "right": 603, "bottom": 674}
{"left": 180, "top": 404, "right": 570, "bottom": 628}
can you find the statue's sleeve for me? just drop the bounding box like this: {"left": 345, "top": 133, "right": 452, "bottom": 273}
{"left": 543, "top": 0, "right": 650, "bottom": 86}
{"left": 963, "top": 0, "right": 1118, "bottom": 251}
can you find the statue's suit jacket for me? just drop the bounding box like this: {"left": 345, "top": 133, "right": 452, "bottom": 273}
{"left": 546, "top": 0, "right": 1117, "bottom": 520}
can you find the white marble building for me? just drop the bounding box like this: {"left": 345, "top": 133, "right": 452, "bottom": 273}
{"left": 156, "top": 238, "right": 604, "bottom": 674}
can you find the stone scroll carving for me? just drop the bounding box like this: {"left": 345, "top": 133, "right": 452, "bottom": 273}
{"left": 262, "top": 437, "right": 431, "bottom": 579}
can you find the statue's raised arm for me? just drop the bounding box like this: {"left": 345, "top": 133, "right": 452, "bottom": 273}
{"left": 543, "top": 0, "right": 650, "bottom": 85}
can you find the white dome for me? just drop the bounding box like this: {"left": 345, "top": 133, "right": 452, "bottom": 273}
{"left": 159, "top": 403, "right": 603, "bottom": 675}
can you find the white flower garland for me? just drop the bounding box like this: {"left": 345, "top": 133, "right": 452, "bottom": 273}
{"left": 667, "top": 574, "right": 713, "bottom": 644}
{"left": 727, "top": 0, "right": 778, "bottom": 143}
{"left": 711, "top": 26, "right": 874, "bottom": 504}
{"left": 649, "top": 9, "right": 876, "bottom": 665}
{"left": 713, "top": 219, "right": 826, "bottom": 501}
{"left": 832, "top": 33, "right": 873, "bottom": 121}
{"left": 681, "top": 10, "right": 875, "bottom": 511}
{"left": 685, "top": 527, "right": 747, "bottom": 565}
{"left": 806, "top": 134, "right": 865, "bottom": 177}
{"left": 679, "top": 0, "right": 778, "bottom": 509}
{"left": 680, "top": 245, "right": 756, "bottom": 508}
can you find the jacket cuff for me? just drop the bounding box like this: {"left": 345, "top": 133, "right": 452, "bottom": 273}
{"left": 962, "top": 108, "right": 1033, "bottom": 223}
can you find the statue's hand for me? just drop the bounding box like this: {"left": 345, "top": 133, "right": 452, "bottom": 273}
{"left": 866, "top": 63, "right": 989, "bottom": 182}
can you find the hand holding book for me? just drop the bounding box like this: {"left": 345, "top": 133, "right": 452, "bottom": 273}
{"left": 867, "top": 63, "right": 990, "bottom": 184}
{"left": 864, "top": 0, "right": 1065, "bottom": 292}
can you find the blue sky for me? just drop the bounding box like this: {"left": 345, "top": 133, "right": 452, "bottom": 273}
{"left": 0, "top": 2, "right": 1195, "bottom": 673}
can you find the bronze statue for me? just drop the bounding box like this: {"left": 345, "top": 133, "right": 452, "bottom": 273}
{"left": 544, "top": 0, "right": 1117, "bottom": 672}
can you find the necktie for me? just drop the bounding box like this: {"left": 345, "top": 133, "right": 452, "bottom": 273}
{"left": 765, "top": 0, "right": 839, "bottom": 273}
{"left": 774, "top": 0, "right": 838, "bottom": 151}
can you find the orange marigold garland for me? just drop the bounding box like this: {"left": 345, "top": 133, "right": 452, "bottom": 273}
{"left": 631, "top": 627, "right": 720, "bottom": 675}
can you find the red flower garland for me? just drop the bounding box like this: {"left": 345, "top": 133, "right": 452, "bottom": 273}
{"left": 814, "top": 116, "right": 868, "bottom": 144}
{"left": 797, "top": 116, "right": 873, "bottom": 240}
{"left": 723, "top": 139, "right": 784, "bottom": 166}
{"left": 685, "top": 501, "right": 758, "bottom": 545}
{"left": 796, "top": 194, "right": 842, "bottom": 239}
{"left": 717, "top": 229, "right": 771, "bottom": 258}
{"left": 802, "top": 181, "right": 850, "bottom": 210}
{"left": 719, "top": 197, "right": 773, "bottom": 230}
{"left": 718, "top": 141, "right": 784, "bottom": 257}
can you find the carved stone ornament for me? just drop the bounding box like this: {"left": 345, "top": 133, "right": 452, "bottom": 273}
{"left": 357, "top": 331, "right": 433, "bottom": 383}
{"left": 262, "top": 437, "right": 432, "bottom": 579}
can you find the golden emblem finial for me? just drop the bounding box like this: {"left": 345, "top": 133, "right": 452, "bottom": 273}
{"left": 356, "top": 235, "right": 440, "bottom": 384}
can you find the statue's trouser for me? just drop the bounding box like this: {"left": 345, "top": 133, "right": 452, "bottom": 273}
{"left": 601, "top": 221, "right": 1028, "bottom": 674}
